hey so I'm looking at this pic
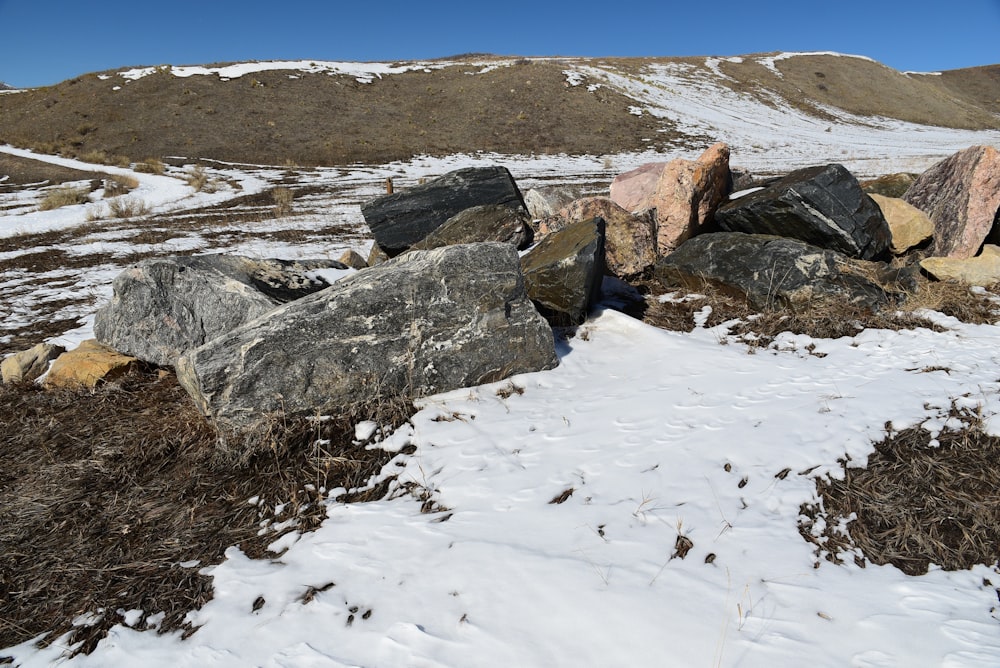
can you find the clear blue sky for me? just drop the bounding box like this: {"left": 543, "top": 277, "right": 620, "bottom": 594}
{"left": 1, "top": 0, "right": 998, "bottom": 88}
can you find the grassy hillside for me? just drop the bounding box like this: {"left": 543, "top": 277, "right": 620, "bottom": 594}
{"left": 0, "top": 54, "right": 997, "bottom": 168}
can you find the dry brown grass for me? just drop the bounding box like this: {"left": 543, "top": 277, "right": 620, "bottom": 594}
{"left": 272, "top": 186, "right": 293, "bottom": 217}
{"left": 102, "top": 174, "right": 138, "bottom": 197}
{"left": 637, "top": 275, "right": 999, "bottom": 345}
{"left": 107, "top": 196, "right": 151, "bottom": 219}
{"left": 800, "top": 401, "right": 1000, "bottom": 575}
{"left": 134, "top": 158, "right": 165, "bottom": 175}
{"left": 0, "top": 369, "right": 414, "bottom": 657}
{"left": 37, "top": 185, "right": 89, "bottom": 211}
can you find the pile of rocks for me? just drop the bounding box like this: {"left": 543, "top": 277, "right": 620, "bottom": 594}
{"left": 6, "top": 143, "right": 999, "bottom": 435}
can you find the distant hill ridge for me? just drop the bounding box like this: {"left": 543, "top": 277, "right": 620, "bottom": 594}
{"left": 0, "top": 53, "right": 997, "bottom": 167}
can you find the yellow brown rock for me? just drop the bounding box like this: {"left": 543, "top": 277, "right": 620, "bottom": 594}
{"left": 869, "top": 194, "right": 934, "bottom": 254}
{"left": 1, "top": 343, "right": 65, "bottom": 384}
{"left": 44, "top": 340, "right": 139, "bottom": 389}
{"left": 920, "top": 245, "right": 1000, "bottom": 286}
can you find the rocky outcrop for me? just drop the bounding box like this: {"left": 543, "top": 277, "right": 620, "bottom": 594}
{"left": 524, "top": 185, "right": 586, "bottom": 219}
{"left": 920, "top": 245, "right": 1000, "bottom": 286}
{"left": 655, "top": 232, "right": 895, "bottom": 311}
{"left": 542, "top": 197, "right": 656, "bottom": 279}
{"left": 1, "top": 343, "right": 65, "bottom": 384}
{"left": 176, "top": 243, "right": 557, "bottom": 431}
{"left": 409, "top": 204, "right": 533, "bottom": 251}
{"left": 361, "top": 166, "right": 526, "bottom": 257}
{"left": 609, "top": 143, "right": 731, "bottom": 253}
{"left": 715, "top": 163, "right": 891, "bottom": 260}
{"left": 44, "top": 340, "right": 139, "bottom": 389}
{"left": 903, "top": 145, "right": 1000, "bottom": 259}
{"left": 869, "top": 194, "right": 934, "bottom": 255}
{"left": 94, "top": 255, "right": 345, "bottom": 368}
{"left": 520, "top": 217, "right": 606, "bottom": 326}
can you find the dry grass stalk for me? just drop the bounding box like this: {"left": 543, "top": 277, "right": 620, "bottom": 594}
{"left": 0, "top": 369, "right": 414, "bottom": 657}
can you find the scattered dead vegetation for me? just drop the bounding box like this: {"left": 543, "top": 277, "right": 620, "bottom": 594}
{"left": 635, "top": 276, "right": 1000, "bottom": 346}
{"left": 800, "top": 400, "right": 1000, "bottom": 575}
{"left": 0, "top": 368, "right": 414, "bottom": 656}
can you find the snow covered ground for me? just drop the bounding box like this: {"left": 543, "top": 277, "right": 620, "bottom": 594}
{"left": 3, "top": 55, "right": 1000, "bottom": 664}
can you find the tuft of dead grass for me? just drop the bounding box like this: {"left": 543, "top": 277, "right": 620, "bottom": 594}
{"left": 107, "top": 196, "right": 151, "bottom": 219}
{"left": 134, "top": 158, "right": 165, "bottom": 175}
{"left": 102, "top": 175, "right": 139, "bottom": 198}
{"left": 38, "top": 185, "right": 89, "bottom": 211}
{"left": 271, "top": 186, "right": 293, "bottom": 217}
{"left": 800, "top": 400, "right": 1000, "bottom": 575}
{"left": 0, "top": 369, "right": 413, "bottom": 657}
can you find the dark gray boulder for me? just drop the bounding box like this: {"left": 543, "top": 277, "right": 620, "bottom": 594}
{"left": 655, "top": 232, "right": 896, "bottom": 311}
{"left": 94, "top": 254, "right": 346, "bottom": 367}
{"left": 361, "top": 166, "right": 527, "bottom": 256}
{"left": 410, "top": 204, "right": 533, "bottom": 251}
{"left": 520, "top": 217, "right": 606, "bottom": 326}
{"left": 715, "top": 163, "right": 891, "bottom": 260}
{"left": 176, "top": 243, "right": 557, "bottom": 431}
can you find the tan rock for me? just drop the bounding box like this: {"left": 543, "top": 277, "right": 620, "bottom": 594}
{"left": 869, "top": 194, "right": 934, "bottom": 254}
{"left": 44, "top": 340, "right": 139, "bottom": 389}
{"left": 366, "top": 242, "right": 390, "bottom": 267}
{"left": 1, "top": 342, "right": 66, "bottom": 384}
{"left": 554, "top": 197, "right": 657, "bottom": 279}
{"left": 920, "top": 245, "right": 1000, "bottom": 285}
{"left": 903, "top": 145, "right": 1000, "bottom": 258}
{"left": 338, "top": 249, "right": 368, "bottom": 270}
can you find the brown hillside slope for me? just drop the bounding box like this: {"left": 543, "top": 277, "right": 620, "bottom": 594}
{"left": 0, "top": 55, "right": 996, "bottom": 167}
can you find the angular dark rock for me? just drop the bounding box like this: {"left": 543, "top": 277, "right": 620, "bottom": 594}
{"left": 94, "top": 255, "right": 346, "bottom": 367}
{"left": 176, "top": 243, "right": 557, "bottom": 431}
{"left": 410, "top": 204, "right": 533, "bottom": 251}
{"left": 520, "top": 217, "right": 606, "bottom": 326}
{"left": 361, "top": 166, "right": 527, "bottom": 256}
{"left": 903, "top": 145, "right": 1000, "bottom": 258}
{"left": 655, "top": 232, "right": 896, "bottom": 311}
{"left": 715, "top": 163, "right": 891, "bottom": 260}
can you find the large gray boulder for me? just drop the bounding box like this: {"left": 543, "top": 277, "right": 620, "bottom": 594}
{"left": 176, "top": 243, "right": 557, "bottom": 431}
{"left": 94, "top": 255, "right": 346, "bottom": 367}
{"left": 520, "top": 217, "right": 606, "bottom": 326}
{"left": 655, "top": 232, "right": 896, "bottom": 311}
{"left": 715, "top": 163, "right": 891, "bottom": 260}
{"left": 361, "top": 166, "right": 527, "bottom": 257}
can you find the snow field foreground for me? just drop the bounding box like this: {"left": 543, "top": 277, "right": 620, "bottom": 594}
{"left": 11, "top": 308, "right": 1000, "bottom": 667}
